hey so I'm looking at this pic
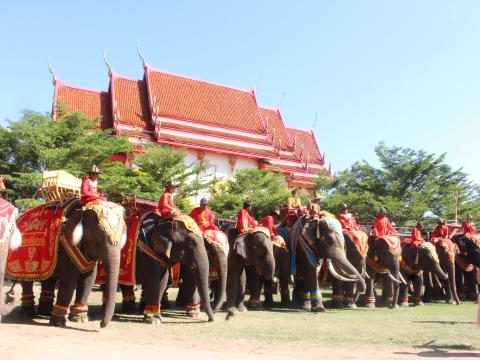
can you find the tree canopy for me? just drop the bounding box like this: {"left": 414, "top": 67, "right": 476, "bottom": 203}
{"left": 317, "top": 142, "right": 480, "bottom": 226}
{"left": 208, "top": 168, "right": 290, "bottom": 219}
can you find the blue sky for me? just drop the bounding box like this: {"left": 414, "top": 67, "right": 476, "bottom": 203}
{"left": 1, "top": 1, "right": 479, "bottom": 183}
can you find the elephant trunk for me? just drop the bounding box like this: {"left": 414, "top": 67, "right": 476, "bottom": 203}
{"left": 447, "top": 259, "right": 460, "bottom": 305}
{"left": 0, "top": 242, "right": 16, "bottom": 317}
{"left": 262, "top": 250, "right": 276, "bottom": 281}
{"left": 329, "top": 248, "right": 366, "bottom": 293}
{"left": 212, "top": 252, "right": 227, "bottom": 312}
{"left": 100, "top": 245, "right": 121, "bottom": 328}
{"left": 432, "top": 261, "right": 448, "bottom": 281}
{"left": 194, "top": 244, "right": 215, "bottom": 322}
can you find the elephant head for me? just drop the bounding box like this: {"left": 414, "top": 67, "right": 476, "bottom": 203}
{"left": 301, "top": 218, "right": 366, "bottom": 293}
{"left": 0, "top": 201, "right": 22, "bottom": 318}
{"left": 232, "top": 231, "right": 275, "bottom": 280}
{"left": 435, "top": 238, "right": 460, "bottom": 304}
{"left": 453, "top": 234, "right": 480, "bottom": 267}
{"left": 63, "top": 205, "right": 126, "bottom": 328}
{"left": 150, "top": 220, "right": 215, "bottom": 321}
{"left": 404, "top": 243, "right": 448, "bottom": 281}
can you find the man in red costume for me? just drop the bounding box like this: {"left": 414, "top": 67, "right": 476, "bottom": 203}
{"left": 371, "top": 207, "right": 396, "bottom": 237}
{"left": 236, "top": 201, "right": 258, "bottom": 234}
{"left": 260, "top": 210, "right": 279, "bottom": 238}
{"left": 338, "top": 203, "right": 359, "bottom": 230}
{"left": 430, "top": 218, "right": 449, "bottom": 241}
{"left": 411, "top": 222, "right": 425, "bottom": 247}
{"left": 157, "top": 181, "right": 181, "bottom": 219}
{"left": 189, "top": 198, "right": 218, "bottom": 232}
{"left": 80, "top": 165, "right": 106, "bottom": 206}
{"left": 462, "top": 214, "right": 477, "bottom": 236}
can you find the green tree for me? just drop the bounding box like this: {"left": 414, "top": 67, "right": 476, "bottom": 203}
{"left": 317, "top": 143, "right": 480, "bottom": 226}
{"left": 209, "top": 168, "right": 290, "bottom": 219}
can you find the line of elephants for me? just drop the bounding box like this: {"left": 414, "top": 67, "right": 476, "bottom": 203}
{"left": 1, "top": 198, "right": 479, "bottom": 328}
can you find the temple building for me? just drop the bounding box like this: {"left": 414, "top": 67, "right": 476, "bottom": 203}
{"left": 51, "top": 55, "right": 331, "bottom": 193}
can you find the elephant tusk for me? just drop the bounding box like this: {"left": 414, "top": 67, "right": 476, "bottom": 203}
{"left": 327, "top": 259, "right": 358, "bottom": 282}
{"left": 398, "top": 272, "right": 407, "bottom": 285}
{"left": 386, "top": 270, "right": 402, "bottom": 284}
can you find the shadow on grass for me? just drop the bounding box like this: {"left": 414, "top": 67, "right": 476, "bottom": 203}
{"left": 413, "top": 320, "right": 474, "bottom": 325}
{"left": 394, "top": 340, "right": 480, "bottom": 358}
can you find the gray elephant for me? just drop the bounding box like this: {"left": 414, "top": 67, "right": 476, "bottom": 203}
{"left": 0, "top": 198, "right": 22, "bottom": 321}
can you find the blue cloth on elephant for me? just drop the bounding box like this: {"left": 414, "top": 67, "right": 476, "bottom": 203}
{"left": 289, "top": 219, "right": 304, "bottom": 274}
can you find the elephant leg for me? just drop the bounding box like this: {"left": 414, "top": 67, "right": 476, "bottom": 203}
{"left": 136, "top": 252, "right": 165, "bottom": 324}
{"left": 455, "top": 265, "right": 466, "bottom": 300}
{"left": 225, "top": 253, "right": 243, "bottom": 313}
{"left": 344, "top": 282, "right": 356, "bottom": 309}
{"left": 331, "top": 278, "right": 345, "bottom": 309}
{"left": 69, "top": 266, "right": 97, "bottom": 322}
{"left": 246, "top": 265, "right": 262, "bottom": 310}
{"left": 399, "top": 273, "right": 409, "bottom": 307}
{"left": 235, "top": 268, "right": 247, "bottom": 311}
{"left": 297, "top": 249, "right": 324, "bottom": 312}
{"left": 263, "top": 279, "right": 274, "bottom": 307}
{"left": 50, "top": 250, "right": 80, "bottom": 327}
{"left": 364, "top": 266, "right": 376, "bottom": 308}
{"left": 175, "top": 265, "right": 187, "bottom": 308}
{"left": 120, "top": 285, "right": 137, "bottom": 314}
{"left": 412, "top": 274, "right": 424, "bottom": 306}
{"left": 20, "top": 281, "right": 35, "bottom": 317}
{"left": 465, "top": 270, "right": 479, "bottom": 301}
{"left": 278, "top": 253, "right": 291, "bottom": 306}
{"left": 38, "top": 277, "right": 58, "bottom": 316}
{"left": 182, "top": 267, "right": 200, "bottom": 318}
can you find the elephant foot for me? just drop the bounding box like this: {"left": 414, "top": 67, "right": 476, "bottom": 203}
{"left": 414, "top": 301, "right": 424, "bottom": 307}
{"left": 345, "top": 302, "right": 357, "bottom": 310}
{"left": 466, "top": 293, "right": 478, "bottom": 302}
{"left": 311, "top": 301, "right": 326, "bottom": 313}
{"left": 365, "top": 302, "right": 375, "bottom": 309}
{"left": 143, "top": 315, "right": 161, "bottom": 324}
{"left": 388, "top": 303, "right": 399, "bottom": 309}
{"left": 225, "top": 307, "right": 237, "bottom": 320}
{"left": 38, "top": 302, "right": 53, "bottom": 317}
{"left": 248, "top": 299, "right": 263, "bottom": 311}
{"left": 68, "top": 313, "right": 89, "bottom": 323}
{"left": 302, "top": 300, "right": 311, "bottom": 311}
{"left": 186, "top": 310, "right": 200, "bottom": 319}
{"left": 161, "top": 293, "right": 171, "bottom": 310}
{"left": 400, "top": 302, "right": 409, "bottom": 307}
{"left": 332, "top": 301, "right": 344, "bottom": 309}
{"left": 19, "top": 305, "right": 36, "bottom": 318}
{"left": 263, "top": 294, "right": 274, "bottom": 307}
{"left": 280, "top": 294, "right": 291, "bottom": 307}
{"left": 237, "top": 303, "right": 248, "bottom": 312}
{"left": 50, "top": 315, "right": 68, "bottom": 328}
{"left": 121, "top": 300, "right": 137, "bottom": 314}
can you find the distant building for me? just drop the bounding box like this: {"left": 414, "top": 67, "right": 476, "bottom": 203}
{"left": 51, "top": 57, "right": 331, "bottom": 194}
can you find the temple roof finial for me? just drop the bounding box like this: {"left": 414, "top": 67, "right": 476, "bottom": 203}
{"left": 137, "top": 43, "right": 147, "bottom": 68}
{"left": 254, "top": 74, "right": 262, "bottom": 92}
{"left": 103, "top": 49, "right": 113, "bottom": 77}
{"left": 47, "top": 56, "right": 57, "bottom": 85}
{"left": 278, "top": 91, "right": 285, "bottom": 108}
{"left": 312, "top": 113, "right": 318, "bottom": 129}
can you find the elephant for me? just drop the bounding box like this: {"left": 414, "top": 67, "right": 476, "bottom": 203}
{"left": 15, "top": 200, "right": 126, "bottom": 328}
{"left": 0, "top": 198, "right": 22, "bottom": 321}
{"left": 292, "top": 217, "right": 366, "bottom": 312}
{"left": 224, "top": 228, "right": 276, "bottom": 316}
{"left": 398, "top": 242, "right": 448, "bottom": 306}
{"left": 134, "top": 214, "right": 215, "bottom": 323}
{"left": 452, "top": 234, "right": 480, "bottom": 301}
{"left": 331, "top": 231, "right": 368, "bottom": 309}
{"left": 365, "top": 235, "right": 403, "bottom": 309}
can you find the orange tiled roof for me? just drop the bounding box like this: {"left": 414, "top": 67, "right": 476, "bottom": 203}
{"left": 147, "top": 70, "right": 265, "bottom": 133}
{"left": 56, "top": 84, "right": 112, "bottom": 129}
{"left": 286, "top": 127, "right": 324, "bottom": 165}
{"left": 112, "top": 77, "right": 152, "bottom": 130}
{"left": 259, "top": 108, "right": 292, "bottom": 150}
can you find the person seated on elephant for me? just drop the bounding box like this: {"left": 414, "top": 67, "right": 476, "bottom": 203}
{"left": 411, "top": 222, "right": 426, "bottom": 247}
{"left": 189, "top": 197, "right": 219, "bottom": 232}
{"left": 287, "top": 188, "right": 302, "bottom": 210}
{"left": 338, "top": 203, "right": 359, "bottom": 230}
{"left": 307, "top": 202, "right": 320, "bottom": 220}
{"left": 157, "top": 181, "right": 181, "bottom": 219}
{"left": 430, "top": 218, "right": 450, "bottom": 241}
{"left": 260, "top": 210, "right": 280, "bottom": 238}
{"left": 236, "top": 201, "right": 258, "bottom": 234}
{"left": 462, "top": 214, "right": 477, "bottom": 236}
{"left": 371, "top": 207, "right": 396, "bottom": 238}
{"left": 80, "top": 165, "right": 107, "bottom": 206}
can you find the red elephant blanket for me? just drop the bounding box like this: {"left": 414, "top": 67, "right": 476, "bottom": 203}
{"left": 0, "top": 198, "right": 17, "bottom": 247}
{"left": 7, "top": 204, "right": 65, "bottom": 280}
{"left": 343, "top": 229, "right": 369, "bottom": 257}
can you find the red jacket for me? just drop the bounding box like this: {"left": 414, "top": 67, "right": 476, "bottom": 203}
{"left": 80, "top": 178, "right": 105, "bottom": 206}
{"left": 430, "top": 224, "right": 449, "bottom": 240}
{"left": 338, "top": 212, "right": 359, "bottom": 230}
{"left": 462, "top": 221, "right": 477, "bottom": 235}
{"left": 260, "top": 215, "right": 278, "bottom": 237}
{"left": 236, "top": 208, "right": 257, "bottom": 234}
{"left": 189, "top": 207, "right": 218, "bottom": 232}
{"left": 372, "top": 215, "right": 395, "bottom": 237}
{"left": 157, "top": 192, "right": 176, "bottom": 218}
{"left": 411, "top": 227, "right": 424, "bottom": 247}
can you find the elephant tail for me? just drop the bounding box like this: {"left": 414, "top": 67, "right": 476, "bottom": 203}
{"left": 71, "top": 219, "right": 84, "bottom": 246}
{"left": 9, "top": 225, "right": 22, "bottom": 251}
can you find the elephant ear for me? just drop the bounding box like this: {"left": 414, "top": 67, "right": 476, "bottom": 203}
{"left": 233, "top": 236, "right": 247, "bottom": 259}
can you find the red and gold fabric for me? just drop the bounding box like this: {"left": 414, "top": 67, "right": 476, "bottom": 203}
{"left": 343, "top": 229, "right": 368, "bottom": 257}
{"left": 171, "top": 262, "right": 181, "bottom": 287}
{"left": 189, "top": 207, "right": 218, "bottom": 232}
{"left": 272, "top": 235, "right": 288, "bottom": 250}
{"left": 61, "top": 232, "right": 96, "bottom": 274}
{"left": 80, "top": 178, "right": 106, "bottom": 206}
{"left": 372, "top": 215, "right": 395, "bottom": 237}
{"left": 287, "top": 196, "right": 302, "bottom": 208}
{"left": 236, "top": 208, "right": 257, "bottom": 234}
{"left": 430, "top": 224, "right": 449, "bottom": 241}
{"left": 84, "top": 200, "right": 126, "bottom": 246}
{"left": 157, "top": 192, "right": 177, "bottom": 218}
{"left": 411, "top": 227, "right": 425, "bottom": 247}
{"left": 378, "top": 235, "right": 401, "bottom": 255}
{"left": 6, "top": 204, "right": 64, "bottom": 280}
{"left": 204, "top": 229, "right": 229, "bottom": 256}
{"left": 0, "top": 198, "right": 18, "bottom": 247}
{"left": 435, "top": 237, "right": 456, "bottom": 264}
{"left": 338, "top": 212, "right": 359, "bottom": 230}
{"left": 260, "top": 215, "right": 278, "bottom": 237}
{"left": 174, "top": 214, "right": 203, "bottom": 237}
{"left": 96, "top": 212, "right": 140, "bottom": 285}
{"left": 462, "top": 221, "right": 477, "bottom": 236}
